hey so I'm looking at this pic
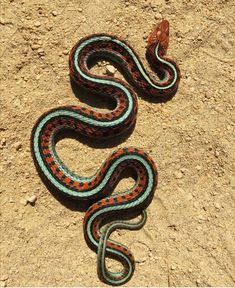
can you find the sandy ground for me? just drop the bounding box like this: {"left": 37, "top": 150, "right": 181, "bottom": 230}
{"left": 1, "top": 0, "right": 235, "bottom": 286}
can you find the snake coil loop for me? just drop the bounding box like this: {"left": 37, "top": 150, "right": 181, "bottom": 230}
{"left": 31, "top": 20, "right": 180, "bottom": 285}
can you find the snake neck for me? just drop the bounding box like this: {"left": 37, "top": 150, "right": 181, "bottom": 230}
{"left": 70, "top": 34, "right": 180, "bottom": 99}
{"left": 146, "top": 42, "right": 180, "bottom": 95}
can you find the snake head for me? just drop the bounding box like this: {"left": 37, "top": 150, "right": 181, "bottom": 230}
{"left": 147, "top": 20, "right": 170, "bottom": 56}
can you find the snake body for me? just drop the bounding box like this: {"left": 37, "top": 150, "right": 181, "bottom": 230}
{"left": 31, "top": 20, "right": 180, "bottom": 285}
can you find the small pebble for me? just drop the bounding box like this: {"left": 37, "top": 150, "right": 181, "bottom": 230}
{"left": 34, "top": 21, "right": 41, "bottom": 27}
{"left": 13, "top": 141, "right": 22, "bottom": 151}
{"left": 62, "top": 49, "right": 68, "bottom": 55}
{"left": 0, "top": 17, "right": 6, "bottom": 25}
{"left": 198, "top": 214, "right": 205, "bottom": 222}
{"left": 27, "top": 195, "right": 37, "bottom": 204}
{"left": 214, "top": 203, "right": 220, "bottom": 210}
{"left": 154, "top": 13, "right": 162, "bottom": 20}
{"left": 214, "top": 150, "right": 220, "bottom": 158}
{"left": 37, "top": 48, "right": 45, "bottom": 56}
{"left": 180, "top": 168, "right": 188, "bottom": 174}
{"left": 78, "top": 8, "right": 83, "bottom": 12}
{"left": 196, "top": 165, "right": 202, "bottom": 171}
{"left": 185, "top": 136, "right": 192, "bottom": 142}
{"left": 143, "top": 31, "right": 149, "bottom": 39}
{"left": 0, "top": 138, "right": 6, "bottom": 148}
{"left": 204, "top": 91, "right": 212, "bottom": 99}
{"left": 0, "top": 276, "right": 8, "bottom": 281}
{"left": 31, "top": 43, "right": 40, "bottom": 50}
{"left": 174, "top": 171, "right": 183, "bottom": 179}
{"left": 106, "top": 65, "right": 116, "bottom": 76}
{"left": 170, "top": 265, "right": 176, "bottom": 270}
{"left": 51, "top": 10, "right": 58, "bottom": 16}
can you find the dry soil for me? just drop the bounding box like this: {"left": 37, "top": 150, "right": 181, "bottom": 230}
{"left": 0, "top": 0, "right": 235, "bottom": 287}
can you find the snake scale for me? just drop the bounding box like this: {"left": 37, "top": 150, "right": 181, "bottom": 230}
{"left": 31, "top": 20, "right": 180, "bottom": 285}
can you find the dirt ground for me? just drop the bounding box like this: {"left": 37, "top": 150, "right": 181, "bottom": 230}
{"left": 1, "top": 0, "right": 235, "bottom": 286}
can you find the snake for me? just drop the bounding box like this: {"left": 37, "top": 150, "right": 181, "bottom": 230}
{"left": 31, "top": 20, "right": 180, "bottom": 285}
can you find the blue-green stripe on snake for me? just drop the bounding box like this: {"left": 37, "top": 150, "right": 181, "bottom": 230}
{"left": 31, "top": 20, "right": 180, "bottom": 285}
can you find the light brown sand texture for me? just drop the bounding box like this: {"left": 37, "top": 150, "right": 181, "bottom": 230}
{"left": 0, "top": 0, "right": 235, "bottom": 286}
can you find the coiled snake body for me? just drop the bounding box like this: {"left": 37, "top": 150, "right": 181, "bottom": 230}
{"left": 31, "top": 20, "right": 180, "bottom": 285}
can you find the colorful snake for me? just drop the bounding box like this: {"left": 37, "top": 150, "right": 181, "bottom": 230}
{"left": 31, "top": 20, "right": 180, "bottom": 285}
